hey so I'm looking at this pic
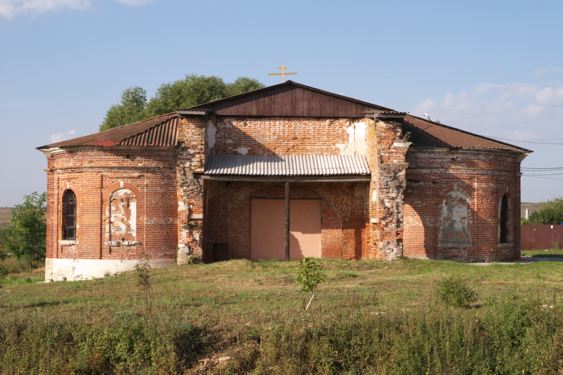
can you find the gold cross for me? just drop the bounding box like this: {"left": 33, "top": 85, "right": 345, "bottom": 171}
{"left": 268, "top": 64, "right": 297, "bottom": 83}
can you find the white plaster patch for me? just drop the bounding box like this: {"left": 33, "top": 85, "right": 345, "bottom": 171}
{"left": 372, "top": 190, "right": 378, "bottom": 203}
{"left": 236, "top": 147, "right": 248, "bottom": 155}
{"left": 226, "top": 139, "right": 233, "bottom": 144}
{"left": 110, "top": 188, "right": 136, "bottom": 238}
{"left": 207, "top": 121, "right": 217, "bottom": 149}
{"left": 337, "top": 121, "right": 366, "bottom": 156}
{"left": 179, "top": 201, "right": 188, "bottom": 211}
{"left": 45, "top": 258, "right": 174, "bottom": 282}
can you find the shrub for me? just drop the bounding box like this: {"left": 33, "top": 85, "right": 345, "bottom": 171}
{"left": 437, "top": 273, "right": 477, "bottom": 307}
{"left": 296, "top": 257, "right": 326, "bottom": 293}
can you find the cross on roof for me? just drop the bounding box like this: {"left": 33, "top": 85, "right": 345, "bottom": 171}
{"left": 268, "top": 64, "right": 297, "bottom": 83}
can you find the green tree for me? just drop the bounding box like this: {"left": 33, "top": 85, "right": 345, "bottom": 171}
{"left": 99, "top": 86, "right": 148, "bottom": 132}
{"left": 225, "top": 76, "right": 265, "bottom": 97}
{"left": 524, "top": 197, "right": 563, "bottom": 225}
{"left": 0, "top": 192, "right": 47, "bottom": 273}
{"left": 99, "top": 75, "right": 265, "bottom": 131}
{"left": 145, "top": 74, "right": 227, "bottom": 118}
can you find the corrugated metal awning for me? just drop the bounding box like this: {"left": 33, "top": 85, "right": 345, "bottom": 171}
{"left": 204, "top": 155, "right": 370, "bottom": 176}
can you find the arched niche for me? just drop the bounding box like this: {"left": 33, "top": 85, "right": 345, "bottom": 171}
{"left": 109, "top": 188, "right": 137, "bottom": 242}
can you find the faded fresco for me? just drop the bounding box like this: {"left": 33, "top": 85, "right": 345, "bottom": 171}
{"left": 109, "top": 188, "right": 137, "bottom": 242}
{"left": 439, "top": 191, "right": 471, "bottom": 244}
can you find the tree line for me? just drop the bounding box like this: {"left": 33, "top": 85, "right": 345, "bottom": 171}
{"left": 521, "top": 197, "right": 563, "bottom": 225}
{"left": 100, "top": 75, "right": 264, "bottom": 131}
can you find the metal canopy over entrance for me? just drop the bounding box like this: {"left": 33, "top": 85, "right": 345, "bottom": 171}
{"left": 204, "top": 154, "right": 370, "bottom": 261}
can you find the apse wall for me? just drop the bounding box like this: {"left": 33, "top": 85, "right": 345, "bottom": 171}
{"left": 44, "top": 148, "right": 178, "bottom": 281}
{"left": 403, "top": 148, "right": 522, "bottom": 262}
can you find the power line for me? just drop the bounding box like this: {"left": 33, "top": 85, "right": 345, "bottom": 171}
{"left": 522, "top": 167, "right": 563, "bottom": 171}
{"left": 523, "top": 175, "right": 563, "bottom": 181}
{"left": 489, "top": 136, "right": 563, "bottom": 145}
{"left": 523, "top": 173, "right": 563, "bottom": 176}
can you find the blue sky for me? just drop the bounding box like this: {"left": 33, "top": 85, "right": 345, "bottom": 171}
{"left": 1, "top": 0, "right": 562, "bottom": 206}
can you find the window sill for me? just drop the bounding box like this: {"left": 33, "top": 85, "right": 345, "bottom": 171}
{"left": 497, "top": 243, "right": 513, "bottom": 247}
{"left": 105, "top": 240, "right": 141, "bottom": 247}
{"left": 439, "top": 242, "right": 473, "bottom": 248}
{"left": 59, "top": 240, "right": 78, "bottom": 245}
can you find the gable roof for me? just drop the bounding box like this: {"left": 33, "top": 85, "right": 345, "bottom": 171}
{"left": 37, "top": 82, "right": 530, "bottom": 154}
{"left": 38, "top": 113, "right": 179, "bottom": 149}
{"left": 182, "top": 80, "right": 390, "bottom": 117}
{"left": 404, "top": 115, "right": 531, "bottom": 153}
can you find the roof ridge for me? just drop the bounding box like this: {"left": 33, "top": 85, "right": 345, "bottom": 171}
{"left": 183, "top": 80, "right": 393, "bottom": 112}
{"left": 406, "top": 115, "right": 532, "bottom": 153}
{"left": 101, "top": 112, "right": 178, "bottom": 133}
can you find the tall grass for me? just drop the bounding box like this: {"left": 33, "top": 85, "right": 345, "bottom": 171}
{"left": 0, "top": 292, "right": 561, "bottom": 373}
{"left": 1, "top": 258, "right": 563, "bottom": 373}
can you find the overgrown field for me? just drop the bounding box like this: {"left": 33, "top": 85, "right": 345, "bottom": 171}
{"left": 2, "top": 258, "right": 563, "bottom": 374}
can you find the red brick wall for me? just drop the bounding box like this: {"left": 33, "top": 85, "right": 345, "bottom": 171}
{"left": 208, "top": 116, "right": 368, "bottom": 156}
{"left": 45, "top": 148, "right": 178, "bottom": 261}
{"left": 403, "top": 149, "right": 522, "bottom": 261}
{"left": 205, "top": 181, "right": 369, "bottom": 261}
{"left": 42, "top": 115, "right": 525, "bottom": 264}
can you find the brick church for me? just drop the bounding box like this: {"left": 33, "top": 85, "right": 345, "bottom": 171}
{"left": 38, "top": 81, "right": 530, "bottom": 281}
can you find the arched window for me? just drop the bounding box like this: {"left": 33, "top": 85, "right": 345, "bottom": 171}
{"left": 500, "top": 194, "right": 509, "bottom": 243}
{"left": 62, "top": 190, "right": 76, "bottom": 240}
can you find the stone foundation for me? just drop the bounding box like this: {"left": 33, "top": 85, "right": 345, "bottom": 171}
{"left": 45, "top": 258, "right": 175, "bottom": 282}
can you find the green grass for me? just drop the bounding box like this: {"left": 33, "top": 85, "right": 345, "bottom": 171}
{"left": 522, "top": 249, "right": 563, "bottom": 258}
{"left": 2, "top": 258, "right": 563, "bottom": 373}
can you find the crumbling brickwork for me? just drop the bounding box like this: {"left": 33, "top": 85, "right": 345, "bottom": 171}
{"left": 41, "top": 109, "right": 525, "bottom": 280}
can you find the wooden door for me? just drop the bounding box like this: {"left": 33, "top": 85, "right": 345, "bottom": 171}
{"left": 250, "top": 198, "right": 321, "bottom": 261}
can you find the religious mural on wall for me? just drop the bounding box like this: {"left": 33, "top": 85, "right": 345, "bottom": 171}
{"left": 439, "top": 191, "right": 471, "bottom": 244}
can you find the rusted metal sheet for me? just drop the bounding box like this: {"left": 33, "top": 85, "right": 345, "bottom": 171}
{"left": 404, "top": 115, "right": 529, "bottom": 152}
{"left": 184, "top": 81, "right": 388, "bottom": 118}
{"left": 120, "top": 117, "right": 178, "bottom": 146}
{"left": 205, "top": 155, "right": 370, "bottom": 176}
{"left": 40, "top": 113, "right": 179, "bottom": 149}
{"left": 521, "top": 225, "right": 563, "bottom": 250}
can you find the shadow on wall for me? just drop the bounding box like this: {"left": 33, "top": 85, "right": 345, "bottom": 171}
{"left": 204, "top": 182, "right": 372, "bottom": 261}
{"left": 403, "top": 171, "right": 515, "bottom": 262}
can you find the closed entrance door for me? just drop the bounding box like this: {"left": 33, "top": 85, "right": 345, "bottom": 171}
{"left": 250, "top": 198, "right": 321, "bottom": 261}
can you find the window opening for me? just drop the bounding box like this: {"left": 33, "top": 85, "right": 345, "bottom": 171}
{"left": 500, "top": 195, "right": 508, "bottom": 243}
{"left": 62, "top": 190, "right": 76, "bottom": 240}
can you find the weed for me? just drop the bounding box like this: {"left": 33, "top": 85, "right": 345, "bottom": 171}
{"left": 104, "top": 271, "right": 110, "bottom": 278}
{"left": 134, "top": 251, "right": 152, "bottom": 310}
{"left": 438, "top": 273, "right": 477, "bottom": 307}
{"left": 552, "top": 241, "right": 562, "bottom": 251}
{"left": 296, "top": 258, "right": 326, "bottom": 293}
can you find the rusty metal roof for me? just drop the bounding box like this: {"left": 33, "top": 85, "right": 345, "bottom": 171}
{"left": 204, "top": 155, "right": 370, "bottom": 176}
{"left": 38, "top": 113, "right": 179, "bottom": 149}
{"left": 404, "top": 115, "right": 531, "bottom": 153}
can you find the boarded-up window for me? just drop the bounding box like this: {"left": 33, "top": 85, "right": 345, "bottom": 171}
{"left": 62, "top": 189, "right": 76, "bottom": 240}
{"left": 440, "top": 191, "right": 471, "bottom": 244}
{"left": 110, "top": 189, "right": 136, "bottom": 242}
{"left": 500, "top": 194, "right": 508, "bottom": 243}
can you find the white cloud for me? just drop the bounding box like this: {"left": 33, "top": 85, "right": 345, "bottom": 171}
{"left": 533, "top": 67, "right": 563, "bottom": 77}
{"left": 0, "top": 0, "right": 90, "bottom": 18}
{"left": 0, "top": 0, "right": 152, "bottom": 18}
{"left": 114, "top": 0, "right": 152, "bottom": 5}
{"left": 411, "top": 81, "right": 563, "bottom": 143}
{"left": 49, "top": 129, "right": 77, "bottom": 143}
